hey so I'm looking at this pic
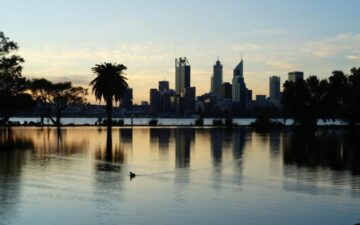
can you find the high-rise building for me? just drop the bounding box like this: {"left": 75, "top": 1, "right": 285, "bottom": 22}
{"left": 288, "top": 71, "right": 304, "bottom": 82}
{"left": 175, "top": 57, "right": 191, "bottom": 96}
{"left": 150, "top": 88, "right": 160, "bottom": 113}
{"left": 221, "top": 82, "right": 232, "bottom": 99}
{"left": 232, "top": 59, "right": 250, "bottom": 108}
{"left": 233, "top": 58, "right": 244, "bottom": 77}
{"left": 184, "top": 87, "right": 196, "bottom": 115}
{"left": 211, "top": 59, "right": 223, "bottom": 97}
{"left": 159, "top": 80, "right": 169, "bottom": 92}
{"left": 120, "top": 87, "right": 133, "bottom": 110}
{"left": 269, "top": 76, "right": 281, "bottom": 104}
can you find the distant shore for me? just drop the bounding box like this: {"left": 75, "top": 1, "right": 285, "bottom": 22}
{"left": 3, "top": 117, "right": 357, "bottom": 128}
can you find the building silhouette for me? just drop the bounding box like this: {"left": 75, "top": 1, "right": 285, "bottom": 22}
{"left": 232, "top": 58, "right": 252, "bottom": 110}
{"left": 288, "top": 71, "right": 304, "bottom": 82}
{"left": 150, "top": 88, "right": 160, "bottom": 113}
{"left": 120, "top": 87, "right": 133, "bottom": 110}
{"left": 175, "top": 57, "right": 191, "bottom": 96}
{"left": 159, "top": 80, "right": 169, "bottom": 93}
{"left": 269, "top": 76, "right": 281, "bottom": 105}
{"left": 211, "top": 58, "right": 223, "bottom": 98}
{"left": 221, "top": 82, "right": 232, "bottom": 99}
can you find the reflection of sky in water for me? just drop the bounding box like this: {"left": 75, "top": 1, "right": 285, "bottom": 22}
{"left": 0, "top": 127, "right": 359, "bottom": 225}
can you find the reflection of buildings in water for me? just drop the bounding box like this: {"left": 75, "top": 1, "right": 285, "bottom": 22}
{"left": 210, "top": 129, "right": 223, "bottom": 166}
{"left": 232, "top": 128, "right": 247, "bottom": 160}
{"left": 120, "top": 128, "right": 132, "bottom": 143}
{"left": 231, "top": 128, "right": 248, "bottom": 189}
{"left": 149, "top": 128, "right": 159, "bottom": 145}
{"left": 174, "top": 129, "right": 194, "bottom": 189}
{"left": 0, "top": 129, "right": 33, "bottom": 223}
{"left": 158, "top": 128, "right": 171, "bottom": 151}
{"left": 149, "top": 128, "right": 171, "bottom": 152}
{"left": 269, "top": 131, "right": 281, "bottom": 158}
{"left": 175, "top": 129, "right": 194, "bottom": 168}
{"left": 282, "top": 129, "right": 360, "bottom": 195}
{"left": 210, "top": 129, "right": 225, "bottom": 191}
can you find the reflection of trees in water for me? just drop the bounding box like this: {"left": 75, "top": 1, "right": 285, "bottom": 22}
{"left": 31, "top": 128, "right": 89, "bottom": 163}
{"left": 282, "top": 129, "right": 360, "bottom": 196}
{"left": 95, "top": 128, "right": 125, "bottom": 172}
{"left": 269, "top": 131, "right": 281, "bottom": 158}
{"left": 93, "top": 128, "right": 126, "bottom": 217}
{"left": 283, "top": 129, "right": 360, "bottom": 174}
{"left": 0, "top": 128, "right": 34, "bottom": 151}
{"left": 0, "top": 128, "right": 33, "bottom": 224}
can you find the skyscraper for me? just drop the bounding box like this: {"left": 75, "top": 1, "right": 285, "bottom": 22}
{"left": 288, "top": 71, "right": 304, "bottom": 82}
{"left": 159, "top": 80, "right": 169, "bottom": 92}
{"left": 211, "top": 58, "right": 223, "bottom": 97}
{"left": 120, "top": 87, "right": 133, "bottom": 110}
{"left": 221, "top": 82, "right": 232, "bottom": 99}
{"left": 175, "top": 57, "right": 191, "bottom": 96}
{"left": 232, "top": 59, "right": 248, "bottom": 104}
{"left": 269, "top": 76, "right": 281, "bottom": 104}
{"left": 150, "top": 88, "right": 160, "bottom": 113}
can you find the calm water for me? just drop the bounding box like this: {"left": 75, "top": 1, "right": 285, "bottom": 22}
{"left": 0, "top": 127, "right": 359, "bottom": 225}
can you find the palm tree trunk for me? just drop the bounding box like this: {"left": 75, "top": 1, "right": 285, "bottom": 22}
{"left": 106, "top": 100, "right": 113, "bottom": 127}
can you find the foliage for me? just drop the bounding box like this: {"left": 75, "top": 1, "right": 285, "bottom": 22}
{"left": 90, "top": 63, "right": 129, "bottom": 126}
{"left": 282, "top": 68, "right": 360, "bottom": 127}
{"left": 195, "top": 118, "right": 204, "bottom": 126}
{"left": 148, "top": 119, "right": 158, "bottom": 126}
{"left": 213, "top": 119, "right": 224, "bottom": 126}
{"left": 0, "top": 32, "right": 34, "bottom": 125}
{"left": 30, "top": 78, "right": 87, "bottom": 126}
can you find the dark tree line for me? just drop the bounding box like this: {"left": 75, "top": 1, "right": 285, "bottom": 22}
{"left": 0, "top": 32, "right": 34, "bottom": 125}
{"left": 282, "top": 68, "right": 360, "bottom": 127}
{"left": 0, "top": 32, "right": 87, "bottom": 127}
{"left": 0, "top": 32, "right": 130, "bottom": 127}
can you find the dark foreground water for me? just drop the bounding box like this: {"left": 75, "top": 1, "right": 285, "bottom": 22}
{"left": 0, "top": 127, "right": 359, "bottom": 225}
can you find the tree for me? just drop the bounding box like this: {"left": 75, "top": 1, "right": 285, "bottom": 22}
{"left": 30, "top": 79, "right": 87, "bottom": 127}
{"left": 282, "top": 76, "right": 329, "bottom": 128}
{"left": 345, "top": 67, "right": 360, "bottom": 124}
{"left": 0, "top": 32, "right": 34, "bottom": 125}
{"left": 90, "top": 63, "right": 129, "bottom": 126}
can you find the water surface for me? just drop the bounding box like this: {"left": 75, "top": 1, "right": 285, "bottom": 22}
{"left": 0, "top": 127, "right": 359, "bottom": 225}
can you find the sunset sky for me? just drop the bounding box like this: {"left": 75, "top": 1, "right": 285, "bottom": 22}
{"left": 2, "top": 0, "right": 360, "bottom": 103}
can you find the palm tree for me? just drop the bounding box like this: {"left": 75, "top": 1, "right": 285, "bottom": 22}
{"left": 90, "top": 63, "right": 129, "bottom": 126}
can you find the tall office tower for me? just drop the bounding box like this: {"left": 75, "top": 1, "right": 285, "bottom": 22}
{"left": 158, "top": 80, "right": 169, "bottom": 92}
{"left": 150, "top": 88, "right": 160, "bottom": 113}
{"left": 288, "top": 71, "right": 304, "bottom": 82}
{"left": 120, "top": 87, "right": 133, "bottom": 110}
{"left": 221, "top": 82, "right": 232, "bottom": 99}
{"left": 211, "top": 58, "right": 223, "bottom": 97}
{"left": 175, "top": 57, "right": 191, "bottom": 96}
{"left": 184, "top": 87, "right": 196, "bottom": 112}
{"left": 232, "top": 59, "right": 247, "bottom": 101}
{"left": 269, "top": 76, "right": 281, "bottom": 104}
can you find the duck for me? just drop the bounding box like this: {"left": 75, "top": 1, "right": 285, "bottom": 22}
{"left": 129, "top": 171, "right": 136, "bottom": 180}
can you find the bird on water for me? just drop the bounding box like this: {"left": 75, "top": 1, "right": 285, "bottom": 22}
{"left": 129, "top": 171, "right": 136, "bottom": 180}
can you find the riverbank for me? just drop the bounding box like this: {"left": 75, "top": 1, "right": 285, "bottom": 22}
{"left": 3, "top": 117, "right": 358, "bottom": 129}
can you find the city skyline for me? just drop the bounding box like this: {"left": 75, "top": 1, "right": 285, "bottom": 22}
{"left": 1, "top": 0, "right": 360, "bottom": 103}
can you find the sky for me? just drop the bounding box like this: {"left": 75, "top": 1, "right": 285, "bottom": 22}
{"left": 1, "top": 0, "right": 360, "bottom": 103}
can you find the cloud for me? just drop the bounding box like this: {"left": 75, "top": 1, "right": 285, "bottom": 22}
{"left": 346, "top": 55, "right": 360, "bottom": 60}
{"left": 303, "top": 33, "right": 360, "bottom": 58}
